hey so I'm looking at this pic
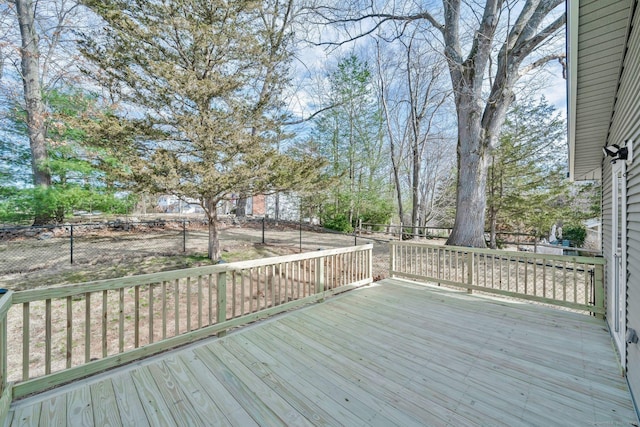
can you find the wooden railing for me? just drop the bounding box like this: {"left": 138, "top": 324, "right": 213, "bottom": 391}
{"left": 390, "top": 242, "right": 604, "bottom": 315}
{"left": 3, "top": 244, "right": 372, "bottom": 401}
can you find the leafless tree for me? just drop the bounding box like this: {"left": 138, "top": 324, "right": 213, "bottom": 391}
{"left": 312, "top": 0, "right": 566, "bottom": 247}
{"left": 376, "top": 33, "right": 454, "bottom": 236}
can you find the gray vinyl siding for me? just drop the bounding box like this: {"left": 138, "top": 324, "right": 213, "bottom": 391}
{"left": 606, "top": 4, "right": 640, "bottom": 404}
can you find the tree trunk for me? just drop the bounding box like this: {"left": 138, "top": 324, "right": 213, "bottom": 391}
{"left": 236, "top": 195, "right": 247, "bottom": 217}
{"left": 16, "top": 0, "right": 52, "bottom": 225}
{"left": 446, "top": 104, "right": 489, "bottom": 248}
{"left": 206, "top": 200, "right": 220, "bottom": 261}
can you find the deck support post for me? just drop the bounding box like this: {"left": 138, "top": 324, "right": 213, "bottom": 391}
{"left": 216, "top": 272, "right": 227, "bottom": 337}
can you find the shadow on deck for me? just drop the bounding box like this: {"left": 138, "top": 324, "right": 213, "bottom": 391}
{"left": 5, "top": 278, "right": 637, "bottom": 426}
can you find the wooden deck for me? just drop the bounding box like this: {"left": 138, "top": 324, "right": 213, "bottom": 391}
{"left": 4, "top": 278, "right": 638, "bottom": 426}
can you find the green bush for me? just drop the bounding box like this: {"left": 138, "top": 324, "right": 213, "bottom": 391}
{"left": 562, "top": 224, "right": 587, "bottom": 247}
{"left": 321, "top": 213, "right": 353, "bottom": 233}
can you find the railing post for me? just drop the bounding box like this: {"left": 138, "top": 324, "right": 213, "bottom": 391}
{"left": 368, "top": 247, "right": 373, "bottom": 281}
{"left": 0, "top": 290, "right": 13, "bottom": 424}
{"left": 466, "top": 251, "right": 474, "bottom": 294}
{"left": 389, "top": 242, "right": 396, "bottom": 277}
{"left": 316, "top": 257, "right": 325, "bottom": 301}
{"left": 594, "top": 262, "right": 605, "bottom": 319}
{"left": 216, "top": 271, "right": 227, "bottom": 337}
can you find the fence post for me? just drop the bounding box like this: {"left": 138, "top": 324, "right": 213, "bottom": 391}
{"left": 216, "top": 271, "right": 227, "bottom": 337}
{"left": 70, "top": 224, "right": 74, "bottom": 264}
{"left": 466, "top": 251, "right": 474, "bottom": 294}
{"left": 316, "top": 257, "right": 325, "bottom": 301}
{"left": 594, "top": 262, "right": 605, "bottom": 319}
{"left": 399, "top": 222, "right": 403, "bottom": 240}
{"left": 182, "top": 220, "right": 186, "bottom": 252}
{"left": 262, "top": 217, "right": 265, "bottom": 244}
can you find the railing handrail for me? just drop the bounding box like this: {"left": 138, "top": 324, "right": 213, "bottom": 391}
{"left": 13, "top": 244, "right": 373, "bottom": 304}
{"left": 0, "top": 291, "right": 11, "bottom": 320}
{"left": 390, "top": 241, "right": 604, "bottom": 264}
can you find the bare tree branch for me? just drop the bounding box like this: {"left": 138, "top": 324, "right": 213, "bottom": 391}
{"left": 282, "top": 103, "right": 342, "bottom": 125}
{"left": 518, "top": 52, "right": 566, "bottom": 76}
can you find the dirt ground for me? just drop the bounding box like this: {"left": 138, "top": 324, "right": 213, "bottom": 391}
{"left": 0, "top": 221, "right": 398, "bottom": 290}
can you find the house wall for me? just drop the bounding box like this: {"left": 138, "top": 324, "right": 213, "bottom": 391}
{"left": 265, "top": 193, "right": 300, "bottom": 221}
{"left": 606, "top": 5, "right": 640, "bottom": 406}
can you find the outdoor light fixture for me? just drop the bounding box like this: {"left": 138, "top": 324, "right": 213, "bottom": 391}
{"left": 602, "top": 143, "right": 630, "bottom": 164}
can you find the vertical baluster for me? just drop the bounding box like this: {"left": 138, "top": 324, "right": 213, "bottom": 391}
{"left": 286, "top": 263, "right": 291, "bottom": 302}
{"left": 562, "top": 261, "right": 567, "bottom": 301}
{"left": 186, "top": 277, "right": 192, "bottom": 331}
{"left": 86, "top": 292, "right": 92, "bottom": 362}
{"left": 102, "top": 290, "right": 108, "bottom": 357}
{"left": 162, "top": 281, "right": 167, "bottom": 339}
{"left": 552, "top": 260, "right": 557, "bottom": 300}
{"left": 491, "top": 255, "right": 495, "bottom": 290}
{"left": 45, "top": 299, "right": 51, "bottom": 375}
{"left": 66, "top": 296, "right": 72, "bottom": 369}
{"left": 208, "top": 274, "right": 213, "bottom": 324}
{"left": 296, "top": 261, "right": 301, "bottom": 299}
{"left": 249, "top": 269, "right": 254, "bottom": 314}
{"left": 23, "top": 302, "right": 29, "bottom": 381}
{"left": 216, "top": 272, "right": 227, "bottom": 337}
{"left": 174, "top": 278, "right": 180, "bottom": 336}
{"left": 149, "top": 284, "right": 155, "bottom": 344}
{"left": 542, "top": 259, "right": 547, "bottom": 298}
{"left": 135, "top": 285, "right": 140, "bottom": 347}
{"left": 241, "top": 270, "right": 246, "bottom": 315}
{"left": 524, "top": 258, "right": 529, "bottom": 296}
{"left": 573, "top": 260, "right": 578, "bottom": 303}
{"left": 119, "top": 288, "right": 124, "bottom": 353}
{"left": 532, "top": 257, "right": 537, "bottom": 296}
{"left": 198, "top": 276, "right": 203, "bottom": 328}
{"left": 515, "top": 257, "right": 520, "bottom": 294}
{"left": 231, "top": 271, "right": 237, "bottom": 318}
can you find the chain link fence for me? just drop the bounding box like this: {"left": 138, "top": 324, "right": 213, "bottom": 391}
{"left": 0, "top": 217, "right": 396, "bottom": 289}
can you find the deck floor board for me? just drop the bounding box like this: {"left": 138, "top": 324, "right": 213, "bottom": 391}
{"left": 6, "top": 278, "right": 638, "bottom": 426}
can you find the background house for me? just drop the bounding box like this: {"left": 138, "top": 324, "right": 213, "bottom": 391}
{"left": 568, "top": 0, "right": 640, "bottom": 413}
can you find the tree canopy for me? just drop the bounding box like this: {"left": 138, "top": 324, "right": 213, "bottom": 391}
{"left": 79, "top": 0, "right": 324, "bottom": 260}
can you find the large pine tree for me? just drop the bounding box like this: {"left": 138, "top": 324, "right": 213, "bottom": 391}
{"left": 80, "top": 0, "right": 321, "bottom": 260}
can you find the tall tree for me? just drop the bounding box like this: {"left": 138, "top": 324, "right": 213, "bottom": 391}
{"left": 486, "top": 97, "right": 566, "bottom": 248}
{"left": 375, "top": 33, "right": 453, "bottom": 236}
{"left": 0, "top": 89, "right": 136, "bottom": 223}
{"left": 314, "top": 0, "right": 566, "bottom": 247}
{"left": 80, "top": 0, "right": 322, "bottom": 261}
{"left": 4, "top": 0, "right": 85, "bottom": 223}
{"left": 312, "top": 54, "right": 390, "bottom": 230}
{"left": 15, "top": 0, "right": 50, "bottom": 223}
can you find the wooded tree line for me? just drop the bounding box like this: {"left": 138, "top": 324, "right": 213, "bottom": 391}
{"left": 1, "top": 0, "right": 598, "bottom": 259}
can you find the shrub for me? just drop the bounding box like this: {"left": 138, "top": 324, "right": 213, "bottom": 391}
{"left": 562, "top": 224, "right": 587, "bottom": 247}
